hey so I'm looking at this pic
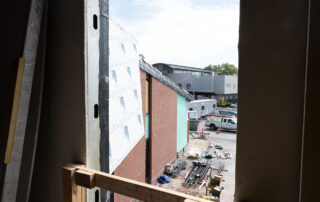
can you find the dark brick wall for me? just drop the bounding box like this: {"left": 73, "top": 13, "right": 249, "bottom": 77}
{"left": 114, "top": 137, "right": 146, "bottom": 202}
{"left": 150, "top": 77, "right": 177, "bottom": 183}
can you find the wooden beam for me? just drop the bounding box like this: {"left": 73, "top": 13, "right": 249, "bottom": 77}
{"left": 75, "top": 169, "right": 96, "bottom": 189}
{"left": 62, "top": 165, "right": 86, "bottom": 202}
{"left": 4, "top": 58, "right": 25, "bottom": 163}
{"left": 75, "top": 166, "right": 207, "bottom": 202}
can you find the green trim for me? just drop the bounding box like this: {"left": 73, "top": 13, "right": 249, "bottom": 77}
{"left": 145, "top": 114, "right": 150, "bottom": 139}
{"left": 177, "top": 95, "right": 187, "bottom": 152}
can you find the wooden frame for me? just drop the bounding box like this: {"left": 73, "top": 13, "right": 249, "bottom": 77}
{"left": 62, "top": 165, "right": 208, "bottom": 202}
{"left": 2, "top": 58, "right": 25, "bottom": 163}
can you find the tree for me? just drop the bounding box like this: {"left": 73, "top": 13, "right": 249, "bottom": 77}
{"left": 139, "top": 54, "right": 145, "bottom": 60}
{"left": 204, "top": 63, "right": 238, "bottom": 75}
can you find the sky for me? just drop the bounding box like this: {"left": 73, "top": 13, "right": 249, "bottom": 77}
{"left": 110, "top": 0, "right": 239, "bottom": 69}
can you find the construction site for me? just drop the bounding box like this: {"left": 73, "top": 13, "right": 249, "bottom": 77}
{"left": 1, "top": 0, "right": 320, "bottom": 202}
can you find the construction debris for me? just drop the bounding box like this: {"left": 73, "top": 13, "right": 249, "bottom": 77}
{"left": 214, "top": 144, "right": 223, "bottom": 150}
{"left": 187, "top": 149, "right": 201, "bottom": 159}
{"left": 164, "top": 163, "right": 173, "bottom": 175}
{"left": 184, "top": 161, "right": 211, "bottom": 187}
{"left": 171, "top": 160, "right": 188, "bottom": 177}
{"left": 205, "top": 148, "right": 216, "bottom": 159}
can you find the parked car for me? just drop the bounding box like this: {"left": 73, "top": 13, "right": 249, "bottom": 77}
{"left": 230, "top": 104, "right": 238, "bottom": 108}
{"left": 205, "top": 115, "right": 237, "bottom": 131}
{"left": 215, "top": 110, "right": 237, "bottom": 117}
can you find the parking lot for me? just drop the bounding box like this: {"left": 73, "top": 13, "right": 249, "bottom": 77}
{"left": 206, "top": 129, "right": 236, "bottom": 202}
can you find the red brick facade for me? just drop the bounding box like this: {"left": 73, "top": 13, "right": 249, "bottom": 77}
{"left": 114, "top": 70, "right": 178, "bottom": 201}
{"left": 150, "top": 77, "right": 177, "bottom": 183}
{"left": 114, "top": 137, "right": 146, "bottom": 202}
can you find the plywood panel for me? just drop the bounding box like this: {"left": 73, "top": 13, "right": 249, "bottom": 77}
{"left": 146, "top": 80, "right": 149, "bottom": 114}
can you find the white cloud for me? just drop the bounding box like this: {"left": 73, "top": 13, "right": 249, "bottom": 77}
{"left": 111, "top": 0, "right": 239, "bottom": 68}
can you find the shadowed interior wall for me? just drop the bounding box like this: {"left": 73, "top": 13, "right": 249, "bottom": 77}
{"left": 0, "top": 1, "right": 31, "bottom": 197}
{"left": 29, "top": 0, "right": 86, "bottom": 201}
{"left": 236, "top": 0, "right": 308, "bottom": 201}
{"left": 299, "top": 1, "right": 320, "bottom": 201}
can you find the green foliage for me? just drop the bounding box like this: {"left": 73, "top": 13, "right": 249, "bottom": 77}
{"left": 217, "top": 100, "right": 232, "bottom": 107}
{"left": 204, "top": 63, "right": 238, "bottom": 75}
{"left": 139, "top": 54, "right": 145, "bottom": 60}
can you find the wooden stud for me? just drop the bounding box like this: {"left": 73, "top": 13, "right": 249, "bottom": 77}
{"left": 4, "top": 58, "right": 25, "bottom": 163}
{"left": 62, "top": 165, "right": 86, "bottom": 202}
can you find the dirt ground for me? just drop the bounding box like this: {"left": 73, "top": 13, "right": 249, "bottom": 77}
{"left": 157, "top": 128, "right": 236, "bottom": 202}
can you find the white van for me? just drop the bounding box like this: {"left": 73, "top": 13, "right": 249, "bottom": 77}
{"left": 187, "top": 99, "right": 217, "bottom": 118}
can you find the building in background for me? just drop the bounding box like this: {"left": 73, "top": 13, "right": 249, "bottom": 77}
{"left": 213, "top": 75, "right": 238, "bottom": 102}
{"left": 153, "top": 63, "right": 215, "bottom": 99}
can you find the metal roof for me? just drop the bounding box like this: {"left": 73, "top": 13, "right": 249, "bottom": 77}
{"left": 139, "top": 60, "right": 194, "bottom": 101}
{"left": 153, "top": 63, "right": 213, "bottom": 73}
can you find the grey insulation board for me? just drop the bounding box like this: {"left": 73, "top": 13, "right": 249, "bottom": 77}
{"left": 16, "top": 1, "right": 47, "bottom": 201}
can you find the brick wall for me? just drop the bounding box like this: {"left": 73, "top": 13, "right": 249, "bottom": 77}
{"left": 114, "top": 137, "right": 146, "bottom": 202}
{"left": 113, "top": 71, "right": 179, "bottom": 202}
{"left": 150, "top": 77, "right": 177, "bottom": 183}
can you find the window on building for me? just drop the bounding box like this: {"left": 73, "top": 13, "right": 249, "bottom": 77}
{"left": 201, "top": 106, "right": 205, "bottom": 110}
{"left": 213, "top": 104, "right": 216, "bottom": 108}
{"left": 189, "top": 108, "right": 193, "bottom": 111}
{"left": 186, "top": 83, "right": 191, "bottom": 90}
